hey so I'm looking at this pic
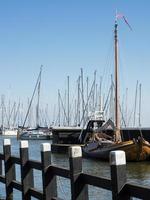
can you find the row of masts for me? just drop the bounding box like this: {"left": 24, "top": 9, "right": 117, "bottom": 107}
{"left": 0, "top": 67, "right": 50, "bottom": 130}
{"left": 0, "top": 97, "right": 50, "bottom": 129}
{"left": 54, "top": 19, "right": 140, "bottom": 129}
{"left": 0, "top": 70, "right": 142, "bottom": 130}
{"left": 53, "top": 68, "right": 142, "bottom": 128}
{"left": 55, "top": 69, "right": 101, "bottom": 127}
{"left": 0, "top": 19, "right": 143, "bottom": 130}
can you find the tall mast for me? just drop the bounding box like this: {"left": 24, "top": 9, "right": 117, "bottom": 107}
{"left": 77, "top": 76, "right": 80, "bottom": 126}
{"left": 138, "top": 83, "right": 142, "bottom": 127}
{"left": 125, "top": 88, "right": 128, "bottom": 127}
{"left": 99, "top": 76, "right": 102, "bottom": 112}
{"left": 114, "top": 20, "right": 121, "bottom": 142}
{"left": 22, "top": 66, "right": 43, "bottom": 129}
{"left": 133, "top": 80, "right": 138, "bottom": 127}
{"left": 1, "top": 95, "right": 4, "bottom": 131}
{"left": 58, "top": 90, "right": 61, "bottom": 126}
{"left": 81, "top": 68, "right": 85, "bottom": 125}
{"left": 86, "top": 76, "right": 89, "bottom": 120}
{"left": 67, "top": 75, "right": 70, "bottom": 126}
{"left": 36, "top": 66, "right": 42, "bottom": 127}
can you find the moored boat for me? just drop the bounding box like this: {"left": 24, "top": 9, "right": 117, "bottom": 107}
{"left": 20, "top": 129, "right": 51, "bottom": 140}
{"left": 2, "top": 128, "right": 18, "bottom": 136}
{"left": 18, "top": 66, "right": 51, "bottom": 140}
{"left": 83, "top": 137, "right": 150, "bottom": 161}
{"left": 82, "top": 15, "right": 150, "bottom": 161}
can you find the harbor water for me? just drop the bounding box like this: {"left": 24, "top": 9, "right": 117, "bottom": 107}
{"left": 0, "top": 136, "right": 150, "bottom": 200}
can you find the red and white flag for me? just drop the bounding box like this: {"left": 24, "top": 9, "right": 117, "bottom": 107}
{"left": 116, "top": 13, "right": 132, "bottom": 31}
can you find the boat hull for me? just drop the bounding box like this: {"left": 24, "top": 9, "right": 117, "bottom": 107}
{"left": 19, "top": 130, "right": 51, "bottom": 140}
{"left": 2, "top": 129, "right": 18, "bottom": 136}
{"left": 83, "top": 139, "right": 150, "bottom": 161}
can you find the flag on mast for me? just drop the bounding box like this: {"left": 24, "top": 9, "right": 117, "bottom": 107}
{"left": 116, "top": 13, "right": 132, "bottom": 31}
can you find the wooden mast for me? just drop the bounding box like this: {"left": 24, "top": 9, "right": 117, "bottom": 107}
{"left": 114, "top": 20, "right": 121, "bottom": 142}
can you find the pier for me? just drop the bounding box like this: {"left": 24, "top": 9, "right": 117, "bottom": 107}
{"left": 0, "top": 139, "right": 149, "bottom": 199}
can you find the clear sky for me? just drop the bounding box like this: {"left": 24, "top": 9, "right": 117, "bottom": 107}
{"left": 0, "top": 0, "right": 150, "bottom": 126}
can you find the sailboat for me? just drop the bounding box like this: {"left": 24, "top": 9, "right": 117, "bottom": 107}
{"left": 82, "top": 16, "right": 150, "bottom": 161}
{"left": 18, "top": 66, "right": 51, "bottom": 140}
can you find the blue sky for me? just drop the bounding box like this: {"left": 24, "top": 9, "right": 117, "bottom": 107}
{"left": 0, "top": 1, "right": 150, "bottom": 126}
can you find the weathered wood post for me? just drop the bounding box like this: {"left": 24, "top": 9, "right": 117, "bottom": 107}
{"left": 20, "top": 140, "right": 34, "bottom": 200}
{"left": 110, "top": 150, "right": 130, "bottom": 200}
{"left": 69, "top": 146, "right": 88, "bottom": 200}
{"left": 3, "top": 139, "right": 15, "bottom": 200}
{"left": 41, "top": 143, "right": 57, "bottom": 200}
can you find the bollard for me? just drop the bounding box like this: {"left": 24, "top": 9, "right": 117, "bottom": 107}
{"left": 41, "top": 143, "right": 57, "bottom": 200}
{"left": 20, "top": 141, "right": 34, "bottom": 200}
{"left": 110, "top": 150, "right": 130, "bottom": 200}
{"left": 69, "top": 146, "right": 88, "bottom": 200}
{"left": 3, "top": 139, "right": 15, "bottom": 200}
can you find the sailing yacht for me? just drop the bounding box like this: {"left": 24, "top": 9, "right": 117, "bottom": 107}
{"left": 82, "top": 16, "right": 150, "bottom": 161}
{"left": 18, "top": 67, "right": 51, "bottom": 140}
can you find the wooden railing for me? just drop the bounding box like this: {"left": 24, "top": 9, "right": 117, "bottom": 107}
{"left": 0, "top": 139, "right": 149, "bottom": 199}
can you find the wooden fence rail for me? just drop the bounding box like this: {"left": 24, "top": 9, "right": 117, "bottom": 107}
{"left": 0, "top": 139, "right": 149, "bottom": 199}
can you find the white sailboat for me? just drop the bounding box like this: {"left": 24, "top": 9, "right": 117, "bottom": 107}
{"left": 2, "top": 128, "right": 18, "bottom": 136}
{"left": 18, "top": 66, "right": 51, "bottom": 140}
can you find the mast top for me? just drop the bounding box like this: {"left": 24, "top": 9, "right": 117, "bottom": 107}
{"left": 114, "top": 18, "right": 118, "bottom": 38}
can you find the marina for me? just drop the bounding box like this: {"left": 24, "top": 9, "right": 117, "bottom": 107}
{"left": 0, "top": 1, "right": 150, "bottom": 199}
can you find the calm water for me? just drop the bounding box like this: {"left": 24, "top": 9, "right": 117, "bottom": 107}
{"left": 0, "top": 136, "right": 150, "bottom": 200}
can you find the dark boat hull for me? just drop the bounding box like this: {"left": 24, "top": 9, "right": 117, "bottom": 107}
{"left": 83, "top": 139, "right": 150, "bottom": 161}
